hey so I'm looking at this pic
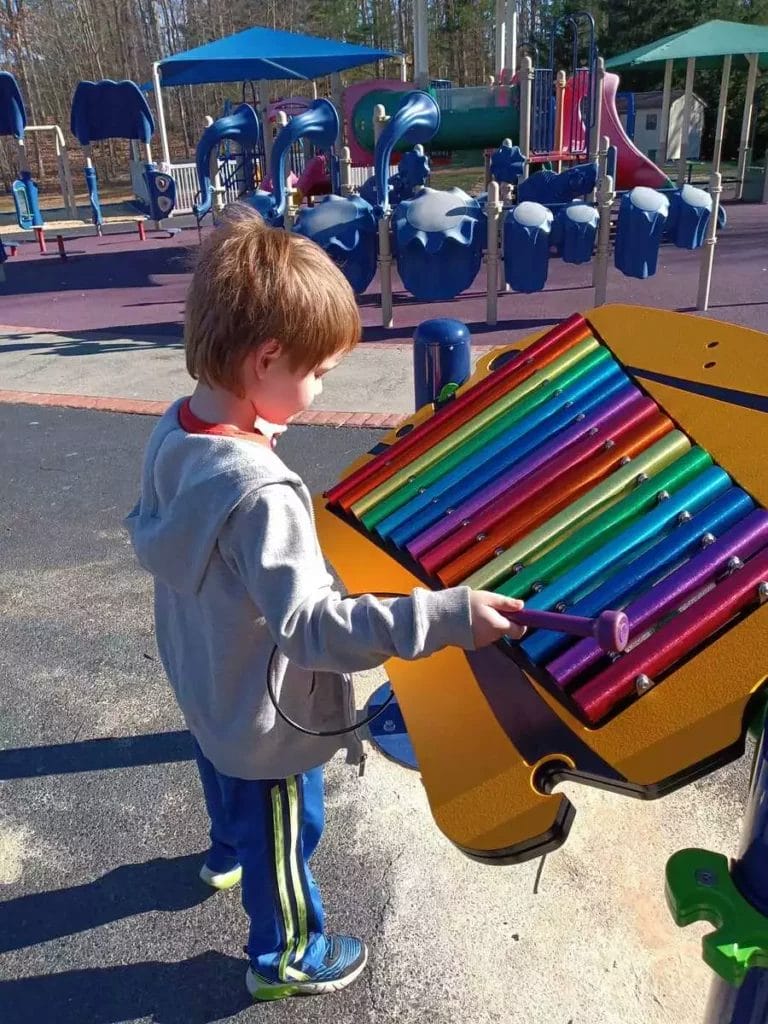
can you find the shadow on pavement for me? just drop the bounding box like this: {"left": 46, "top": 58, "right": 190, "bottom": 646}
{"left": 0, "top": 730, "right": 194, "bottom": 780}
{"left": 0, "top": 853, "right": 213, "bottom": 954}
{"left": 0, "top": 951, "right": 250, "bottom": 1024}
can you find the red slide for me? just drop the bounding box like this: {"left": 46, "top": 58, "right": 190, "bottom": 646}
{"left": 601, "top": 72, "right": 673, "bottom": 191}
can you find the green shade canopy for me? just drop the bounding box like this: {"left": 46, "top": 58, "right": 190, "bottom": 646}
{"left": 605, "top": 20, "right": 768, "bottom": 72}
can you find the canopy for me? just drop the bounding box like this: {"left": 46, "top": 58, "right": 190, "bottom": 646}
{"left": 606, "top": 20, "right": 768, "bottom": 72}
{"left": 156, "top": 26, "right": 397, "bottom": 88}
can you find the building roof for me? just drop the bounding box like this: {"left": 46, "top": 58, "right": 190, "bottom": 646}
{"left": 616, "top": 90, "right": 707, "bottom": 114}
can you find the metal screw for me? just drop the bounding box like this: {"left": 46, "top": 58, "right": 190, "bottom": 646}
{"left": 418, "top": 487, "right": 426, "bottom": 495}
{"left": 494, "top": 547, "right": 505, "bottom": 557}
{"left": 603, "top": 439, "right": 615, "bottom": 451}
{"left": 532, "top": 581, "right": 545, "bottom": 593}
{"left": 701, "top": 532, "right": 716, "bottom": 547}
{"left": 555, "top": 601, "right": 567, "bottom": 612}
{"left": 445, "top": 506, "right": 454, "bottom": 514}
{"left": 635, "top": 674, "right": 653, "bottom": 694}
{"left": 657, "top": 490, "right": 671, "bottom": 503}
{"left": 553, "top": 388, "right": 563, "bottom": 397}
{"left": 759, "top": 582, "right": 768, "bottom": 604}
{"left": 588, "top": 426, "right": 599, "bottom": 436}
{"left": 461, "top": 519, "right": 471, "bottom": 527}
{"left": 476, "top": 532, "right": 487, "bottom": 542}
{"left": 513, "top": 563, "right": 525, "bottom": 574}
{"left": 635, "top": 472, "right": 648, "bottom": 486}
{"left": 726, "top": 556, "right": 744, "bottom": 574}
{"left": 620, "top": 456, "right": 631, "bottom": 466}
{"left": 678, "top": 510, "right": 692, "bottom": 524}
{"left": 564, "top": 400, "right": 574, "bottom": 409}
{"left": 695, "top": 869, "right": 718, "bottom": 887}
{"left": 575, "top": 412, "right": 586, "bottom": 422}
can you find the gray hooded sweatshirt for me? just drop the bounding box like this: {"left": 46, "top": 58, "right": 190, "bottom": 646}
{"left": 124, "top": 399, "right": 475, "bottom": 780}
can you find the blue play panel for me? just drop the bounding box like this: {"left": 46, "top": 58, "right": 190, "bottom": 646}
{"left": 365, "top": 682, "right": 419, "bottom": 770}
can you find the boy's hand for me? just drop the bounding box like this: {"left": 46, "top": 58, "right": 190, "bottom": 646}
{"left": 469, "top": 591, "right": 526, "bottom": 647}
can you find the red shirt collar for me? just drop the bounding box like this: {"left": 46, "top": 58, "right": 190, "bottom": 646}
{"left": 178, "top": 398, "right": 276, "bottom": 448}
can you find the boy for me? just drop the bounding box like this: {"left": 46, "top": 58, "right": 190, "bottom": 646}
{"left": 125, "top": 206, "right": 525, "bottom": 1002}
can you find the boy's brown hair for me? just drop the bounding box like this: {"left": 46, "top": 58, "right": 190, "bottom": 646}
{"left": 185, "top": 205, "right": 361, "bottom": 394}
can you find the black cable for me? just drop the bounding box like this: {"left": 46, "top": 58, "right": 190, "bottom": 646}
{"left": 265, "top": 591, "right": 408, "bottom": 737}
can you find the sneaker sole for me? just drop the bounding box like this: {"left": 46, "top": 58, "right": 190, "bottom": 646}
{"left": 199, "top": 864, "right": 242, "bottom": 890}
{"left": 246, "top": 949, "right": 368, "bottom": 1002}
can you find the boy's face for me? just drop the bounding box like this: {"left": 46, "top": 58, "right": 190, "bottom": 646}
{"left": 245, "top": 344, "right": 343, "bottom": 424}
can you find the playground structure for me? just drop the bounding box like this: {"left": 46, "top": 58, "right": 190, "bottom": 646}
{"left": 0, "top": 71, "right": 77, "bottom": 229}
{"left": 317, "top": 303, "right": 768, "bottom": 1022}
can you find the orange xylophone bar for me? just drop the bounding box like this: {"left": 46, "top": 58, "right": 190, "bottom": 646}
{"left": 325, "top": 313, "right": 591, "bottom": 511}
{"left": 572, "top": 545, "right": 768, "bottom": 725}
{"left": 428, "top": 410, "right": 673, "bottom": 584}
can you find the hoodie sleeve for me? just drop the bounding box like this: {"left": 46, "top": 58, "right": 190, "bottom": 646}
{"left": 219, "top": 481, "right": 475, "bottom": 673}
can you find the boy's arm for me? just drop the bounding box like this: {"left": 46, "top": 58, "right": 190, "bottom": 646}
{"left": 219, "top": 483, "right": 475, "bottom": 673}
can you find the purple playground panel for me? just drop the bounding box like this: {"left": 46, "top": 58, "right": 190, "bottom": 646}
{"left": 0, "top": 203, "right": 766, "bottom": 341}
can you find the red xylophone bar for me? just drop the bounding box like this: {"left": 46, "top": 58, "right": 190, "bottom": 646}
{"left": 430, "top": 410, "right": 673, "bottom": 584}
{"left": 572, "top": 545, "right": 768, "bottom": 725}
{"left": 325, "top": 313, "right": 591, "bottom": 511}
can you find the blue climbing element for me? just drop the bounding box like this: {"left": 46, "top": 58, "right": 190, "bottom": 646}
{"left": 0, "top": 71, "right": 25, "bottom": 139}
{"left": 489, "top": 139, "right": 526, "bottom": 184}
{"left": 667, "top": 183, "right": 712, "bottom": 250}
{"left": 517, "top": 161, "right": 598, "bottom": 206}
{"left": 194, "top": 104, "right": 260, "bottom": 220}
{"left": 503, "top": 201, "right": 553, "bottom": 292}
{"left": 248, "top": 99, "right": 339, "bottom": 227}
{"left": 392, "top": 186, "right": 484, "bottom": 301}
{"left": 361, "top": 144, "right": 432, "bottom": 208}
{"left": 145, "top": 167, "right": 177, "bottom": 221}
{"left": 374, "top": 91, "right": 440, "bottom": 211}
{"left": 70, "top": 80, "right": 154, "bottom": 145}
{"left": 556, "top": 201, "right": 599, "bottom": 265}
{"left": 294, "top": 194, "right": 377, "bottom": 294}
{"left": 614, "top": 186, "right": 669, "bottom": 279}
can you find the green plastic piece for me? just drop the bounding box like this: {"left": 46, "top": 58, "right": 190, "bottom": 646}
{"left": 747, "top": 692, "right": 768, "bottom": 742}
{"left": 665, "top": 847, "right": 768, "bottom": 986}
{"left": 436, "top": 382, "right": 460, "bottom": 404}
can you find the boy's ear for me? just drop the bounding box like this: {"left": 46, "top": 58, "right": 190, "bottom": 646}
{"left": 248, "top": 339, "right": 282, "bottom": 381}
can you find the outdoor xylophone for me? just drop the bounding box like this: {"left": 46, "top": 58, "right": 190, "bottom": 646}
{"left": 314, "top": 304, "right": 768, "bottom": 864}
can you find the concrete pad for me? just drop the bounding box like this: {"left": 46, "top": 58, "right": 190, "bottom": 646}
{"left": 0, "top": 403, "right": 752, "bottom": 1024}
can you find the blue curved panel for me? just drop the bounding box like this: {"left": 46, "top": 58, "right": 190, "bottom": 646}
{"left": 270, "top": 99, "right": 338, "bottom": 219}
{"left": 194, "top": 104, "right": 260, "bottom": 219}
{"left": 393, "top": 187, "right": 483, "bottom": 301}
{"left": 71, "top": 80, "right": 154, "bottom": 145}
{"left": 374, "top": 91, "right": 440, "bottom": 210}
{"left": 294, "top": 194, "right": 378, "bottom": 294}
{"left": 0, "top": 71, "right": 25, "bottom": 139}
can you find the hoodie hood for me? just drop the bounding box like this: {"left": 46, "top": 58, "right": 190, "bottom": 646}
{"left": 124, "top": 400, "right": 302, "bottom": 594}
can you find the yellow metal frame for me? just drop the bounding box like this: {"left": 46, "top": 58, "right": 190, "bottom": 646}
{"left": 314, "top": 305, "right": 768, "bottom": 863}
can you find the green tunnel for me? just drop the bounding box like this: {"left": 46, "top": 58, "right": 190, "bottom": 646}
{"left": 352, "top": 89, "right": 520, "bottom": 155}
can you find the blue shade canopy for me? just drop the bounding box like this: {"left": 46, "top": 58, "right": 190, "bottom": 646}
{"left": 70, "top": 80, "right": 155, "bottom": 145}
{"left": 0, "top": 71, "right": 26, "bottom": 139}
{"left": 156, "top": 26, "right": 396, "bottom": 87}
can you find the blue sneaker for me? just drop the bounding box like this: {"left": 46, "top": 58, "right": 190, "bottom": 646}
{"left": 245, "top": 935, "right": 368, "bottom": 1001}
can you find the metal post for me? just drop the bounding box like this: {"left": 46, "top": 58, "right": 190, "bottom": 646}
{"left": 593, "top": 137, "right": 613, "bottom": 306}
{"left": 506, "top": 6, "right": 518, "bottom": 77}
{"left": 413, "top": 0, "right": 429, "bottom": 89}
{"left": 495, "top": 0, "right": 506, "bottom": 78}
{"left": 486, "top": 180, "right": 501, "bottom": 326}
{"left": 658, "top": 59, "right": 673, "bottom": 167}
{"left": 152, "top": 62, "right": 171, "bottom": 169}
{"left": 589, "top": 57, "right": 605, "bottom": 165}
{"left": 712, "top": 55, "right": 732, "bottom": 177}
{"left": 378, "top": 213, "right": 393, "bottom": 329}
{"left": 677, "top": 57, "right": 696, "bottom": 187}
{"left": 696, "top": 171, "right": 722, "bottom": 312}
{"left": 554, "top": 70, "right": 567, "bottom": 172}
{"left": 339, "top": 145, "right": 352, "bottom": 196}
{"left": 258, "top": 81, "right": 273, "bottom": 168}
{"left": 330, "top": 72, "right": 344, "bottom": 146}
{"left": 736, "top": 54, "right": 759, "bottom": 201}
{"left": 520, "top": 55, "right": 533, "bottom": 180}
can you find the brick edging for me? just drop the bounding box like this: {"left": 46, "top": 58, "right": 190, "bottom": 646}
{"left": 0, "top": 389, "right": 403, "bottom": 429}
